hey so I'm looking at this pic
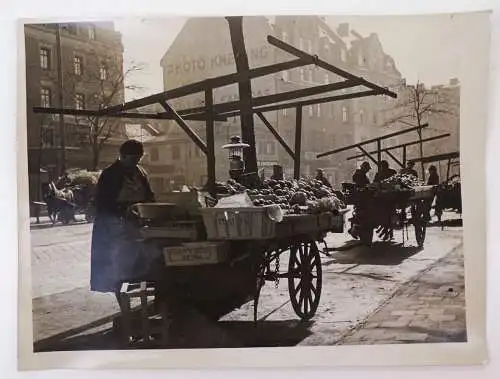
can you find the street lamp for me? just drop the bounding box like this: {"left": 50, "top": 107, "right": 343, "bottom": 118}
{"left": 222, "top": 135, "right": 250, "bottom": 180}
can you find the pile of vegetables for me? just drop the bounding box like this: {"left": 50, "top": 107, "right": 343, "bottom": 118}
{"left": 381, "top": 173, "right": 424, "bottom": 190}
{"left": 67, "top": 169, "right": 101, "bottom": 187}
{"left": 247, "top": 177, "right": 346, "bottom": 215}
{"left": 213, "top": 179, "right": 248, "bottom": 196}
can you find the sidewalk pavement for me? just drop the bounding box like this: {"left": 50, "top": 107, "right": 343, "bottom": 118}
{"left": 339, "top": 244, "right": 466, "bottom": 345}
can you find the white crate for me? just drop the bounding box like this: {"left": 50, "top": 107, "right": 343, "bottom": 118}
{"left": 200, "top": 206, "right": 277, "bottom": 240}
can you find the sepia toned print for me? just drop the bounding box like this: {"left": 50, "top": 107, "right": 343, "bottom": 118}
{"left": 17, "top": 12, "right": 490, "bottom": 368}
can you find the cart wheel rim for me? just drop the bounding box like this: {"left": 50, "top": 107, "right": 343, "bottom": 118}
{"left": 288, "top": 240, "right": 322, "bottom": 321}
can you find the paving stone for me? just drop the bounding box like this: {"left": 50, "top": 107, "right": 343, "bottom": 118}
{"left": 342, "top": 245, "right": 466, "bottom": 345}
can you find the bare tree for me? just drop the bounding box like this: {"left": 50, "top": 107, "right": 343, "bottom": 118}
{"left": 53, "top": 53, "right": 144, "bottom": 170}
{"left": 382, "top": 81, "right": 459, "bottom": 180}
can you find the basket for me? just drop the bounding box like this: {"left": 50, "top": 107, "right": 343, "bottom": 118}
{"left": 163, "top": 241, "right": 229, "bottom": 266}
{"left": 200, "top": 206, "right": 277, "bottom": 240}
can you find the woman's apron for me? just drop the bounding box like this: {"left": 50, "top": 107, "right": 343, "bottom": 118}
{"left": 90, "top": 171, "right": 161, "bottom": 293}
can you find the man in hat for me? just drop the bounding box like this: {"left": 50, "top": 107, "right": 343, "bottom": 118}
{"left": 399, "top": 161, "right": 419, "bottom": 178}
{"left": 352, "top": 161, "right": 371, "bottom": 188}
{"left": 374, "top": 160, "right": 397, "bottom": 183}
{"left": 90, "top": 140, "right": 158, "bottom": 319}
{"left": 315, "top": 168, "right": 332, "bottom": 188}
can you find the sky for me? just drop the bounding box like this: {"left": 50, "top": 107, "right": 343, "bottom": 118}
{"left": 114, "top": 14, "right": 465, "bottom": 101}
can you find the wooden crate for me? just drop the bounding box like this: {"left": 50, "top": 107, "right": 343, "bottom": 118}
{"left": 200, "top": 206, "right": 277, "bottom": 240}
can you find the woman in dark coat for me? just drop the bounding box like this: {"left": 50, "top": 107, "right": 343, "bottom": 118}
{"left": 90, "top": 140, "right": 157, "bottom": 303}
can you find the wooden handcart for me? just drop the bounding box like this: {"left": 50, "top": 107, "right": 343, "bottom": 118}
{"left": 347, "top": 185, "right": 435, "bottom": 247}
{"left": 138, "top": 199, "right": 346, "bottom": 325}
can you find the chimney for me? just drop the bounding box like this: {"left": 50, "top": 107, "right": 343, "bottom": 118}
{"left": 337, "top": 23, "right": 350, "bottom": 37}
{"left": 449, "top": 78, "right": 459, "bottom": 86}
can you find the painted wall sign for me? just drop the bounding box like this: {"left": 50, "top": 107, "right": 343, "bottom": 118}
{"left": 165, "top": 45, "right": 270, "bottom": 76}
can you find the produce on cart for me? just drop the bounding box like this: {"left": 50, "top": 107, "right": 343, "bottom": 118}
{"left": 135, "top": 174, "right": 348, "bottom": 326}
{"left": 348, "top": 173, "right": 436, "bottom": 247}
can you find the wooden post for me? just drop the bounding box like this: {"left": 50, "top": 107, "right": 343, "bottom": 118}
{"left": 205, "top": 89, "right": 216, "bottom": 195}
{"left": 294, "top": 106, "right": 303, "bottom": 179}
{"left": 402, "top": 146, "right": 407, "bottom": 166}
{"left": 377, "top": 139, "right": 382, "bottom": 165}
{"left": 226, "top": 16, "right": 258, "bottom": 173}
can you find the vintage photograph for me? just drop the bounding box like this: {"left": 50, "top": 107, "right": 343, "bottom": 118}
{"left": 23, "top": 14, "right": 468, "bottom": 354}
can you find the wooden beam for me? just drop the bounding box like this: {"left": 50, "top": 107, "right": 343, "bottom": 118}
{"left": 205, "top": 89, "right": 216, "bottom": 195}
{"left": 101, "top": 58, "right": 312, "bottom": 115}
{"left": 220, "top": 90, "right": 379, "bottom": 118}
{"left": 267, "top": 35, "right": 397, "bottom": 99}
{"left": 256, "top": 112, "right": 294, "bottom": 158}
{"left": 226, "top": 16, "right": 258, "bottom": 173}
{"left": 408, "top": 151, "right": 460, "bottom": 164}
{"left": 317, "top": 123, "right": 429, "bottom": 159}
{"left": 377, "top": 140, "right": 382, "bottom": 164}
{"left": 32, "top": 106, "right": 228, "bottom": 121}
{"left": 158, "top": 100, "right": 208, "bottom": 155}
{"left": 357, "top": 145, "right": 378, "bottom": 166}
{"left": 345, "top": 133, "right": 450, "bottom": 161}
{"left": 402, "top": 146, "right": 407, "bottom": 166}
{"left": 177, "top": 79, "right": 361, "bottom": 116}
{"left": 385, "top": 150, "right": 403, "bottom": 168}
{"left": 294, "top": 106, "right": 303, "bottom": 179}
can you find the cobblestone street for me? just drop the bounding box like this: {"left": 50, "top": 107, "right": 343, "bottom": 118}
{"left": 30, "top": 214, "right": 465, "bottom": 350}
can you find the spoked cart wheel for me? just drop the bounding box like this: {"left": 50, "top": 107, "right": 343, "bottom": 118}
{"left": 288, "top": 239, "right": 322, "bottom": 321}
{"left": 411, "top": 200, "right": 428, "bottom": 248}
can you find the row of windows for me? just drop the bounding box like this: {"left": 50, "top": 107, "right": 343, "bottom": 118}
{"left": 281, "top": 103, "right": 351, "bottom": 122}
{"left": 40, "top": 87, "right": 85, "bottom": 109}
{"left": 281, "top": 32, "right": 348, "bottom": 62}
{"left": 39, "top": 47, "right": 108, "bottom": 80}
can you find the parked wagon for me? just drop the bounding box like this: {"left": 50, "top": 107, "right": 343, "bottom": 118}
{"left": 348, "top": 184, "right": 436, "bottom": 247}
{"left": 136, "top": 195, "right": 347, "bottom": 324}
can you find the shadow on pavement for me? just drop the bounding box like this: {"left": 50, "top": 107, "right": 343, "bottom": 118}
{"left": 428, "top": 219, "right": 463, "bottom": 228}
{"left": 34, "top": 316, "right": 313, "bottom": 351}
{"left": 324, "top": 242, "right": 423, "bottom": 267}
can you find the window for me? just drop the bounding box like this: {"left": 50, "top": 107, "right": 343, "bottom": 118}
{"left": 172, "top": 145, "right": 180, "bottom": 160}
{"left": 324, "top": 74, "right": 329, "bottom": 84}
{"left": 359, "top": 109, "right": 365, "bottom": 124}
{"left": 300, "top": 68, "right": 305, "bottom": 82}
{"left": 308, "top": 105, "right": 314, "bottom": 117}
{"left": 282, "top": 108, "right": 288, "bottom": 117}
{"left": 282, "top": 31, "right": 288, "bottom": 43}
{"left": 88, "top": 26, "right": 96, "bottom": 40}
{"left": 316, "top": 104, "right": 321, "bottom": 117}
{"left": 342, "top": 106, "right": 349, "bottom": 122}
{"left": 340, "top": 49, "right": 347, "bottom": 62}
{"left": 329, "top": 103, "right": 334, "bottom": 118}
{"left": 266, "top": 142, "right": 276, "bottom": 155}
{"left": 358, "top": 51, "right": 364, "bottom": 66}
{"left": 40, "top": 88, "right": 51, "bottom": 107}
{"left": 308, "top": 40, "right": 313, "bottom": 54}
{"left": 40, "top": 47, "right": 50, "bottom": 69}
{"left": 41, "top": 124, "right": 55, "bottom": 147}
{"left": 74, "top": 56, "right": 83, "bottom": 75}
{"left": 150, "top": 147, "right": 159, "bottom": 161}
{"left": 307, "top": 69, "right": 313, "bottom": 82}
{"left": 75, "top": 93, "right": 85, "bottom": 110}
{"left": 324, "top": 43, "right": 330, "bottom": 55}
{"left": 282, "top": 70, "right": 289, "bottom": 82}
{"left": 100, "top": 64, "right": 108, "bottom": 80}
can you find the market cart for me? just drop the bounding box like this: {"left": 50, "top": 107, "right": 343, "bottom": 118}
{"left": 348, "top": 184, "right": 436, "bottom": 247}
{"left": 135, "top": 191, "right": 347, "bottom": 325}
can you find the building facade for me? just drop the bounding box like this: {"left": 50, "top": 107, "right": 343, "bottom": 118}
{"left": 144, "top": 16, "right": 445, "bottom": 191}
{"left": 25, "top": 22, "right": 126, "bottom": 201}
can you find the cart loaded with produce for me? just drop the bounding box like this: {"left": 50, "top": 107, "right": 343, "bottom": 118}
{"left": 347, "top": 173, "right": 436, "bottom": 247}
{"left": 133, "top": 175, "right": 347, "bottom": 325}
